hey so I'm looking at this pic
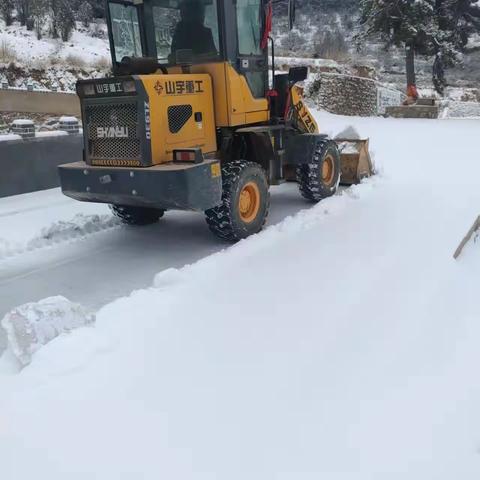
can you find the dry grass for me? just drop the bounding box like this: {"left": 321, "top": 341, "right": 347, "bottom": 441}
{"left": 92, "top": 56, "right": 110, "bottom": 71}
{"left": 48, "top": 55, "right": 61, "bottom": 66}
{"left": 313, "top": 31, "right": 349, "bottom": 62}
{"left": 64, "top": 54, "right": 86, "bottom": 69}
{"left": 0, "top": 39, "right": 17, "bottom": 63}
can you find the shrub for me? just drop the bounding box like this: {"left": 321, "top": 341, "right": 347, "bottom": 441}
{"left": 313, "top": 29, "right": 349, "bottom": 61}
{"left": 77, "top": 1, "right": 93, "bottom": 28}
{"left": 92, "top": 56, "right": 110, "bottom": 71}
{"left": 89, "top": 21, "right": 106, "bottom": 39}
{"left": 0, "top": 39, "right": 17, "bottom": 63}
{"left": 65, "top": 53, "right": 86, "bottom": 69}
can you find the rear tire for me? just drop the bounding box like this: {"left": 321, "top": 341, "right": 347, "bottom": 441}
{"left": 110, "top": 205, "right": 165, "bottom": 226}
{"left": 205, "top": 161, "right": 269, "bottom": 241}
{"left": 296, "top": 138, "right": 341, "bottom": 202}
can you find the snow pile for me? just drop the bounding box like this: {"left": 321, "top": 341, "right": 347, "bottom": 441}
{"left": 335, "top": 125, "right": 362, "bottom": 139}
{"left": 0, "top": 113, "right": 480, "bottom": 479}
{"left": 0, "top": 205, "right": 119, "bottom": 260}
{"left": 442, "top": 100, "right": 480, "bottom": 119}
{"left": 1, "top": 296, "right": 94, "bottom": 366}
{"left": 28, "top": 213, "right": 119, "bottom": 245}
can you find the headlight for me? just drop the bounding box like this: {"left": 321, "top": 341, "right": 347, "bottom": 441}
{"left": 123, "top": 80, "right": 136, "bottom": 93}
{"left": 83, "top": 83, "right": 95, "bottom": 96}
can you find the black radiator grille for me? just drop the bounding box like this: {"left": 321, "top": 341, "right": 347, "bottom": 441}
{"left": 85, "top": 102, "right": 141, "bottom": 165}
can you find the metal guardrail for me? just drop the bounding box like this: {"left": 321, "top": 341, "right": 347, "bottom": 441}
{"left": 0, "top": 88, "right": 80, "bottom": 116}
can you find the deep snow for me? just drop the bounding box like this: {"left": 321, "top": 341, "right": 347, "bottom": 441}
{"left": 0, "top": 111, "right": 479, "bottom": 479}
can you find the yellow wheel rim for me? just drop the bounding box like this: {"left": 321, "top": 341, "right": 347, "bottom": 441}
{"left": 322, "top": 154, "right": 335, "bottom": 185}
{"left": 239, "top": 182, "right": 261, "bottom": 223}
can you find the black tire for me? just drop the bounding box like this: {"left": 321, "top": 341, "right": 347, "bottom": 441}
{"left": 205, "top": 161, "right": 270, "bottom": 241}
{"left": 109, "top": 205, "right": 165, "bottom": 226}
{"left": 296, "top": 138, "right": 341, "bottom": 202}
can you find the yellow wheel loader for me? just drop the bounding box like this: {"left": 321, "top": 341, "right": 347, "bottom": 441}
{"left": 59, "top": 0, "right": 373, "bottom": 241}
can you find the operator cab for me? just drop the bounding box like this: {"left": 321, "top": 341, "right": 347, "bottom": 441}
{"left": 106, "top": 0, "right": 268, "bottom": 98}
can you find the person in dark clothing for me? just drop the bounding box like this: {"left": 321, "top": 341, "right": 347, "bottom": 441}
{"left": 170, "top": 0, "right": 218, "bottom": 62}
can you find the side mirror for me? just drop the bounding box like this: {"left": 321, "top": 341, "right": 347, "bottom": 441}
{"left": 288, "top": 66, "right": 308, "bottom": 83}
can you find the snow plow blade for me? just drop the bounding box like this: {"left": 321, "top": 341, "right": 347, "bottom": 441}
{"left": 335, "top": 138, "right": 374, "bottom": 185}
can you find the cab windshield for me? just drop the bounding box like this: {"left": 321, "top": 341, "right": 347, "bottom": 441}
{"left": 108, "top": 0, "right": 220, "bottom": 65}
{"left": 152, "top": 0, "right": 220, "bottom": 64}
{"left": 109, "top": 2, "right": 143, "bottom": 63}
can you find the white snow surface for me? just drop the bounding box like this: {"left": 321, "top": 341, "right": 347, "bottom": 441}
{"left": 35, "top": 131, "right": 69, "bottom": 138}
{"left": 0, "top": 133, "right": 22, "bottom": 142}
{"left": 10, "top": 119, "right": 34, "bottom": 126}
{"left": 1, "top": 296, "right": 95, "bottom": 366}
{"left": 0, "top": 112, "right": 480, "bottom": 479}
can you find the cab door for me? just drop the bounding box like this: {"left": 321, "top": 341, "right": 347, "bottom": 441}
{"left": 235, "top": 0, "right": 268, "bottom": 99}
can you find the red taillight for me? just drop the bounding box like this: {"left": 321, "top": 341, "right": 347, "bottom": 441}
{"left": 175, "top": 151, "right": 195, "bottom": 162}
{"left": 173, "top": 148, "right": 204, "bottom": 164}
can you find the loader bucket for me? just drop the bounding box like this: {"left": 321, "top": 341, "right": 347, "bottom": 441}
{"left": 334, "top": 138, "right": 374, "bottom": 185}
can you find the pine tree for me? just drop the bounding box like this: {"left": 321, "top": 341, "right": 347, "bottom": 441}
{"left": 30, "top": 0, "right": 47, "bottom": 39}
{"left": 0, "top": 0, "right": 15, "bottom": 26}
{"left": 15, "top": 0, "right": 31, "bottom": 26}
{"left": 359, "top": 0, "right": 449, "bottom": 94}
{"left": 432, "top": 0, "right": 480, "bottom": 92}
{"left": 88, "top": 0, "right": 104, "bottom": 19}
{"left": 57, "top": 0, "right": 75, "bottom": 41}
{"left": 358, "top": 0, "right": 480, "bottom": 94}
{"left": 77, "top": 0, "right": 93, "bottom": 27}
{"left": 436, "top": 0, "right": 480, "bottom": 49}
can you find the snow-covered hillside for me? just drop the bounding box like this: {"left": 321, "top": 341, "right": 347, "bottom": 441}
{"left": 1, "top": 6, "right": 479, "bottom": 95}
{"left": 0, "top": 19, "right": 111, "bottom": 90}
{"left": 0, "top": 111, "right": 479, "bottom": 479}
{"left": 0, "top": 20, "right": 109, "bottom": 66}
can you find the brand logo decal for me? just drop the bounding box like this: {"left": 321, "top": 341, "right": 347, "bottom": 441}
{"left": 294, "top": 100, "right": 316, "bottom": 133}
{"left": 96, "top": 126, "right": 129, "bottom": 138}
{"left": 95, "top": 82, "right": 123, "bottom": 94}
{"left": 154, "top": 81, "right": 163, "bottom": 95}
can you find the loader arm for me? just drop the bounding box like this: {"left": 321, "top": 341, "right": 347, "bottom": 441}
{"left": 288, "top": 85, "right": 319, "bottom": 134}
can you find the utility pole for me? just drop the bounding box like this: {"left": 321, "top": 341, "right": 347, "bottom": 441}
{"left": 404, "top": 39, "right": 419, "bottom": 103}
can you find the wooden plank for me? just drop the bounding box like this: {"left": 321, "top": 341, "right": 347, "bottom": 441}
{"left": 454, "top": 216, "right": 480, "bottom": 260}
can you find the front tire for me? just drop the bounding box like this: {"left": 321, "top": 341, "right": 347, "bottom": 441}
{"left": 110, "top": 205, "right": 165, "bottom": 226}
{"left": 205, "top": 161, "right": 270, "bottom": 241}
{"left": 296, "top": 139, "right": 341, "bottom": 202}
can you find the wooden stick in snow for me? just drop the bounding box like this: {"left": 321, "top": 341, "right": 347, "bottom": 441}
{"left": 454, "top": 216, "right": 480, "bottom": 260}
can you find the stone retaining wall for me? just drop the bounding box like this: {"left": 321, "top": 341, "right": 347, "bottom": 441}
{"left": 443, "top": 100, "right": 480, "bottom": 119}
{"left": 307, "top": 73, "right": 403, "bottom": 117}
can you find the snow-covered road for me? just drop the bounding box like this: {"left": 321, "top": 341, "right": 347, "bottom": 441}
{"left": 0, "top": 183, "right": 310, "bottom": 317}
{"left": 1, "top": 112, "right": 479, "bottom": 480}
